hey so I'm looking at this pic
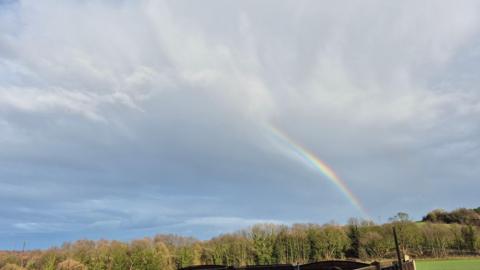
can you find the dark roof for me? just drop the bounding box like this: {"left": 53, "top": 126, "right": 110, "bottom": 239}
{"left": 180, "top": 260, "right": 372, "bottom": 270}
{"left": 180, "top": 265, "right": 230, "bottom": 270}
{"left": 236, "top": 264, "right": 296, "bottom": 270}
{"left": 301, "top": 260, "right": 370, "bottom": 270}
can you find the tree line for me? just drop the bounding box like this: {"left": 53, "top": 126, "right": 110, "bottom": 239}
{"left": 1, "top": 211, "right": 479, "bottom": 270}
{"left": 422, "top": 207, "right": 480, "bottom": 226}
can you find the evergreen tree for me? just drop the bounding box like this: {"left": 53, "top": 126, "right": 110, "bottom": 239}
{"left": 346, "top": 223, "right": 361, "bottom": 258}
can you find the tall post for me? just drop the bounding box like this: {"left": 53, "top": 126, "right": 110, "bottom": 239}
{"left": 393, "top": 227, "right": 403, "bottom": 270}
{"left": 21, "top": 241, "right": 26, "bottom": 267}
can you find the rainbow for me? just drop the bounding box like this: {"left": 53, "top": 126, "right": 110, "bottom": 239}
{"left": 268, "top": 125, "right": 369, "bottom": 218}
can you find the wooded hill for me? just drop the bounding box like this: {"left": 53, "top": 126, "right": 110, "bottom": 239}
{"left": 422, "top": 207, "right": 480, "bottom": 226}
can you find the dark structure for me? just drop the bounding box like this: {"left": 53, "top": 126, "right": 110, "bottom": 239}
{"left": 179, "top": 260, "right": 416, "bottom": 270}
{"left": 181, "top": 266, "right": 231, "bottom": 270}
{"left": 236, "top": 264, "right": 296, "bottom": 270}
{"left": 301, "top": 261, "right": 370, "bottom": 270}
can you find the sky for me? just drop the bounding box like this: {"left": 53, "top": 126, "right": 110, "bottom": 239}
{"left": 1, "top": 0, "right": 480, "bottom": 249}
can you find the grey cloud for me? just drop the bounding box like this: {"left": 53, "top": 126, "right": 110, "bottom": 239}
{"left": 1, "top": 0, "right": 480, "bottom": 248}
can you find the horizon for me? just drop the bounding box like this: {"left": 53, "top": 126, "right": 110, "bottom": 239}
{"left": 2, "top": 0, "right": 480, "bottom": 250}
{"left": 3, "top": 206, "right": 476, "bottom": 252}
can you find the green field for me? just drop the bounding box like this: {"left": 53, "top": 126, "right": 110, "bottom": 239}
{"left": 416, "top": 259, "right": 480, "bottom": 270}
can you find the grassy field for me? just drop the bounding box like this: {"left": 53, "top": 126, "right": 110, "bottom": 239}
{"left": 416, "top": 258, "right": 480, "bottom": 270}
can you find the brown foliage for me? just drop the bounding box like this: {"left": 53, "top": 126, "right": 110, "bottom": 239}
{"left": 0, "top": 264, "right": 26, "bottom": 270}
{"left": 56, "top": 259, "right": 86, "bottom": 270}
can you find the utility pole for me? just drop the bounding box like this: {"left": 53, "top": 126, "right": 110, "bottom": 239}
{"left": 21, "top": 241, "right": 26, "bottom": 267}
{"left": 393, "top": 227, "right": 403, "bottom": 270}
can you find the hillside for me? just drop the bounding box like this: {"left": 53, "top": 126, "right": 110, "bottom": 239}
{"left": 422, "top": 207, "right": 480, "bottom": 226}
